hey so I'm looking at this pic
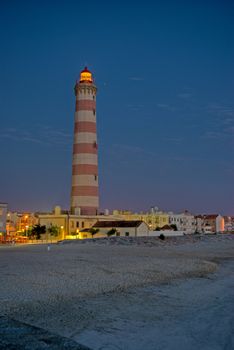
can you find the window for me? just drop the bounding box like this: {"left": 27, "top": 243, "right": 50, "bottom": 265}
{"left": 76, "top": 222, "right": 79, "bottom": 228}
{"left": 82, "top": 222, "right": 84, "bottom": 228}
{"left": 94, "top": 174, "right": 97, "bottom": 181}
{"left": 125, "top": 232, "right": 129, "bottom": 236}
{"left": 93, "top": 109, "right": 96, "bottom": 115}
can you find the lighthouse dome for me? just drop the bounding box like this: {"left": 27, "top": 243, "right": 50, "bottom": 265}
{"left": 79, "top": 67, "right": 93, "bottom": 83}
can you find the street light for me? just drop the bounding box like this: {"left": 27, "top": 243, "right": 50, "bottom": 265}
{"left": 60, "top": 226, "right": 64, "bottom": 240}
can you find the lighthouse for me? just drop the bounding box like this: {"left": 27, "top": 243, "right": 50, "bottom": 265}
{"left": 70, "top": 67, "right": 99, "bottom": 216}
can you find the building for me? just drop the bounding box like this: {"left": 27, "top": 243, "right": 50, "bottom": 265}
{"left": 6, "top": 211, "right": 18, "bottom": 236}
{"left": 168, "top": 211, "right": 196, "bottom": 233}
{"left": 194, "top": 215, "right": 203, "bottom": 233}
{"left": 6, "top": 211, "right": 38, "bottom": 234}
{"left": 38, "top": 206, "right": 122, "bottom": 239}
{"left": 202, "top": 214, "right": 218, "bottom": 233}
{"left": 143, "top": 212, "right": 169, "bottom": 230}
{"left": 112, "top": 209, "right": 169, "bottom": 230}
{"left": 224, "top": 216, "right": 234, "bottom": 232}
{"left": 216, "top": 215, "right": 225, "bottom": 233}
{"left": 92, "top": 220, "right": 149, "bottom": 237}
{"left": 0, "top": 203, "right": 7, "bottom": 240}
{"left": 71, "top": 67, "right": 99, "bottom": 216}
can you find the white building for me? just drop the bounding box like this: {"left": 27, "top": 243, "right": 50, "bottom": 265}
{"left": 93, "top": 220, "right": 149, "bottom": 237}
{"left": 168, "top": 211, "right": 196, "bottom": 234}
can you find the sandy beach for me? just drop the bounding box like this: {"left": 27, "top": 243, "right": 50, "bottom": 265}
{"left": 0, "top": 235, "right": 234, "bottom": 349}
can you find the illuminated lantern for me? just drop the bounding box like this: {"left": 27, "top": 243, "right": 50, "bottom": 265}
{"left": 79, "top": 67, "right": 93, "bottom": 83}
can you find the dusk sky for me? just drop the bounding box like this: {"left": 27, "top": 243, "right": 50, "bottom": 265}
{"left": 0, "top": 0, "right": 233, "bottom": 215}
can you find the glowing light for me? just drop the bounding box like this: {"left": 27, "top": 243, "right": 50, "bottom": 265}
{"left": 80, "top": 67, "right": 93, "bottom": 83}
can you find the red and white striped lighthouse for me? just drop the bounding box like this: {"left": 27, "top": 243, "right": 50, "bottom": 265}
{"left": 70, "top": 67, "right": 99, "bottom": 215}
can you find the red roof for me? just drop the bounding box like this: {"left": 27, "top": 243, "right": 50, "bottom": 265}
{"left": 81, "top": 66, "right": 90, "bottom": 73}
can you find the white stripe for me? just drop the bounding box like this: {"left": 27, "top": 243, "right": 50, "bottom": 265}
{"left": 74, "top": 132, "right": 96, "bottom": 144}
{"left": 72, "top": 175, "right": 98, "bottom": 186}
{"left": 73, "top": 153, "right": 98, "bottom": 165}
{"left": 75, "top": 111, "right": 96, "bottom": 123}
{"left": 76, "top": 90, "right": 96, "bottom": 101}
{"left": 71, "top": 196, "right": 99, "bottom": 207}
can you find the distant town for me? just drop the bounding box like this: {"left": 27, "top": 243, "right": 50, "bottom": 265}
{"left": 0, "top": 202, "right": 233, "bottom": 244}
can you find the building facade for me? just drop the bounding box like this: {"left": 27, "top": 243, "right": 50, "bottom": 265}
{"left": 168, "top": 211, "right": 196, "bottom": 233}
{"left": 38, "top": 206, "right": 121, "bottom": 239}
{"left": 93, "top": 220, "right": 149, "bottom": 237}
{"left": 0, "top": 203, "right": 7, "bottom": 240}
{"left": 71, "top": 67, "right": 99, "bottom": 216}
{"left": 112, "top": 209, "right": 169, "bottom": 230}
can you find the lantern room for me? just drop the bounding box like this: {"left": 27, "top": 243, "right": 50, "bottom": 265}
{"left": 79, "top": 67, "right": 93, "bottom": 83}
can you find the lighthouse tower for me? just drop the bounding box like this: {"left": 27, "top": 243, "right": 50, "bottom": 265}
{"left": 70, "top": 67, "right": 99, "bottom": 216}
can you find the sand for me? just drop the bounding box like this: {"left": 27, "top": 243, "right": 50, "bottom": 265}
{"left": 0, "top": 235, "right": 233, "bottom": 349}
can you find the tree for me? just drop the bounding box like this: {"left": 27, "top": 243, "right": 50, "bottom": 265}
{"left": 48, "top": 225, "right": 59, "bottom": 238}
{"left": 31, "top": 224, "right": 46, "bottom": 240}
{"left": 89, "top": 228, "right": 99, "bottom": 238}
{"left": 107, "top": 228, "right": 117, "bottom": 237}
{"left": 170, "top": 224, "right": 178, "bottom": 231}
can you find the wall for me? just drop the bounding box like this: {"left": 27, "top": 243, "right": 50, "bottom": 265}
{"left": 0, "top": 203, "right": 7, "bottom": 237}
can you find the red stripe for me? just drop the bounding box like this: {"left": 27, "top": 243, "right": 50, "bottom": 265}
{"left": 72, "top": 164, "right": 98, "bottom": 175}
{"left": 76, "top": 99, "right": 96, "bottom": 111}
{"left": 73, "top": 143, "right": 97, "bottom": 154}
{"left": 74, "top": 121, "right": 96, "bottom": 133}
{"left": 71, "top": 186, "right": 98, "bottom": 196}
{"left": 71, "top": 206, "right": 98, "bottom": 216}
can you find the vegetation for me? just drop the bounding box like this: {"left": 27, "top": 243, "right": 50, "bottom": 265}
{"left": 107, "top": 228, "right": 117, "bottom": 237}
{"left": 89, "top": 228, "right": 99, "bottom": 238}
{"left": 30, "top": 224, "right": 46, "bottom": 240}
{"left": 170, "top": 224, "right": 178, "bottom": 231}
{"left": 159, "top": 234, "right": 165, "bottom": 240}
{"left": 48, "top": 225, "right": 59, "bottom": 238}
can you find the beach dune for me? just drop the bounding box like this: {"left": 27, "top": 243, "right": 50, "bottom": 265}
{"left": 0, "top": 235, "right": 233, "bottom": 349}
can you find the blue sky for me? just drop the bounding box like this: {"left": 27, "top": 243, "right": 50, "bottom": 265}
{"left": 0, "top": 0, "right": 233, "bottom": 214}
